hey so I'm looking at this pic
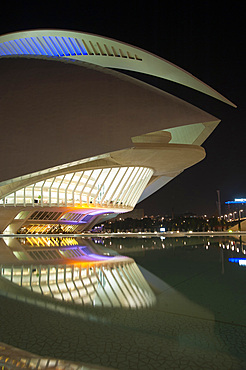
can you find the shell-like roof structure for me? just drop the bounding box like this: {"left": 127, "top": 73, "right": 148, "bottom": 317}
{"left": 0, "top": 29, "right": 233, "bottom": 233}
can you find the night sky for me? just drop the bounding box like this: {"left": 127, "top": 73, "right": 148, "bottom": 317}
{"left": 0, "top": 2, "right": 244, "bottom": 216}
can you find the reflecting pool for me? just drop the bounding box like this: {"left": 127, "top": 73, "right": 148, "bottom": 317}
{"left": 0, "top": 235, "right": 246, "bottom": 369}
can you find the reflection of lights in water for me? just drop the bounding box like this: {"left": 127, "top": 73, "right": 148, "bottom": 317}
{"left": 0, "top": 261, "right": 156, "bottom": 308}
{"left": 229, "top": 258, "right": 246, "bottom": 267}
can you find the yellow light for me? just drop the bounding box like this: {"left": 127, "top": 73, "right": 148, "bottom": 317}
{"left": 32, "top": 237, "right": 39, "bottom": 246}
{"left": 26, "top": 237, "right": 33, "bottom": 246}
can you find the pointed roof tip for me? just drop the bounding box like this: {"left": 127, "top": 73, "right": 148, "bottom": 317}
{"left": 209, "top": 92, "right": 237, "bottom": 108}
{"left": 227, "top": 100, "right": 237, "bottom": 108}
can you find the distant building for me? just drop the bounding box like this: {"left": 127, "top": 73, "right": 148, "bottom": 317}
{"left": 0, "top": 29, "right": 234, "bottom": 233}
{"left": 225, "top": 198, "right": 246, "bottom": 219}
{"left": 115, "top": 209, "right": 145, "bottom": 220}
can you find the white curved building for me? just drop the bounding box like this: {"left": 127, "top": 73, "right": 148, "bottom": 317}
{"left": 0, "top": 29, "right": 234, "bottom": 233}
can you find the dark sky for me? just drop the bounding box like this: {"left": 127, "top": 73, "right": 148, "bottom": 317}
{"left": 0, "top": 1, "right": 244, "bottom": 216}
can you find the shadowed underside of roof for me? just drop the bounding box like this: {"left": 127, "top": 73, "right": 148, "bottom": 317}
{"left": 0, "top": 57, "right": 219, "bottom": 183}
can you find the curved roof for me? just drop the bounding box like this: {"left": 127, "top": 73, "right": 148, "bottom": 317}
{"left": 0, "top": 29, "right": 236, "bottom": 107}
{"left": 0, "top": 58, "right": 219, "bottom": 183}
{"left": 0, "top": 28, "right": 233, "bottom": 209}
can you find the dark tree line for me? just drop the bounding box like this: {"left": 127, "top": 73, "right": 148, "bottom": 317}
{"left": 103, "top": 216, "right": 235, "bottom": 232}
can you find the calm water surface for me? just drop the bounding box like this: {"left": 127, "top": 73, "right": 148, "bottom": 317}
{"left": 0, "top": 235, "right": 246, "bottom": 369}
{"left": 102, "top": 235, "right": 246, "bottom": 324}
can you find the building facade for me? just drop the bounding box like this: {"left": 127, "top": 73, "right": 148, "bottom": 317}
{"left": 0, "top": 30, "right": 234, "bottom": 233}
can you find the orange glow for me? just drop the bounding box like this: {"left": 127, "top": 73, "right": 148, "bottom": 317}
{"left": 26, "top": 237, "right": 33, "bottom": 246}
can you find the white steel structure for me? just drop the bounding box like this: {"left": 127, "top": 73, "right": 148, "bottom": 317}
{"left": 1, "top": 166, "right": 152, "bottom": 209}
{"left": 0, "top": 29, "right": 235, "bottom": 233}
{"left": 0, "top": 29, "right": 235, "bottom": 106}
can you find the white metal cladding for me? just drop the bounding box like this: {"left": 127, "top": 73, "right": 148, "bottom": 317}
{"left": 0, "top": 262, "right": 156, "bottom": 308}
{"left": 0, "top": 166, "right": 153, "bottom": 209}
{"left": 0, "top": 34, "right": 142, "bottom": 60}
{"left": 0, "top": 30, "right": 234, "bottom": 107}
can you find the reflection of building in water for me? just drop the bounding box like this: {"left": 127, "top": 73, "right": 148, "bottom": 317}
{"left": 0, "top": 342, "right": 97, "bottom": 369}
{"left": 0, "top": 237, "right": 155, "bottom": 308}
{"left": 0, "top": 30, "right": 234, "bottom": 234}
